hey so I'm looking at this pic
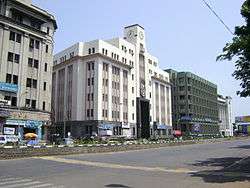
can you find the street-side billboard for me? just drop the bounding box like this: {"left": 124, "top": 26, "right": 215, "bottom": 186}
{"left": 4, "top": 127, "right": 15, "bottom": 135}
{"left": 0, "top": 135, "right": 18, "bottom": 144}
{"left": 0, "top": 82, "right": 18, "bottom": 93}
{"left": 235, "top": 116, "right": 250, "bottom": 123}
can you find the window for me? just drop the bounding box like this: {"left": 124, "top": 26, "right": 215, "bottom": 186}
{"left": 43, "top": 102, "right": 46, "bottom": 110}
{"left": 9, "top": 31, "right": 15, "bottom": 41}
{"left": 46, "top": 27, "right": 50, "bottom": 34}
{"left": 13, "top": 54, "right": 19, "bottom": 64}
{"left": 7, "top": 52, "right": 13, "bottom": 62}
{"left": 92, "top": 62, "right": 94, "bottom": 70}
{"left": 91, "top": 109, "right": 94, "bottom": 117}
{"left": 26, "top": 78, "right": 32, "bottom": 87}
{"left": 34, "top": 59, "right": 39, "bottom": 69}
{"left": 132, "top": 113, "right": 135, "bottom": 120}
{"left": 132, "top": 100, "right": 134, "bottom": 106}
{"left": 6, "top": 74, "right": 12, "bottom": 83}
{"left": 13, "top": 75, "right": 18, "bottom": 84}
{"left": 32, "top": 79, "right": 37, "bottom": 89}
{"left": 45, "top": 45, "right": 49, "bottom": 53}
{"left": 132, "top": 74, "right": 134, "bottom": 80}
{"left": 35, "top": 40, "right": 40, "bottom": 49}
{"left": 11, "top": 97, "right": 17, "bottom": 107}
{"left": 88, "top": 48, "right": 91, "bottom": 54}
{"left": 43, "top": 82, "right": 46, "bottom": 91}
{"left": 88, "top": 78, "right": 90, "bottom": 86}
{"left": 25, "top": 99, "right": 30, "bottom": 107}
{"left": 88, "top": 63, "right": 91, "bottom": 71}
{"left": 87, "top": 93, "right": 90, "bottom": 101}
{"left": 91, "top": 77, "right": 94, "bottom": 85}
{"left": 29, "top": 39, "right": 34, "bottom": 49}
{"left": 92, "top": 48, "right": 95, "bottom": 53}
{"left": 44, "top": 63, "right": 48, "bottom": 72}
{"left": 31, "top": 100, "right": 36, "bottom": 109}
{"left": 28, "top": 58, "right": 33, "bottom": 67}
{"left": 132, "top": 87, "right": 134, "bottom": 93}
{"left": 87, "top": 109, "right": 90, "bottom": 117}
{"left": 91, "top": 93, "right": 94, "bottom": 101}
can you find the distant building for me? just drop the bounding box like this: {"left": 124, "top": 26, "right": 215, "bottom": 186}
{"left": 217, "top": 95, "right": 233, "bottom": 136}
{"left": 0, "top": 0, "right": 57, "bottom": 141}
{"left": 235, "top": 115, "right": 250, "bottom": 135}
{"left": 166, "top": 69, "right": 219, "bottom": 135}
{"left": 53, "top": 24, "right": 172, "bottom": 139}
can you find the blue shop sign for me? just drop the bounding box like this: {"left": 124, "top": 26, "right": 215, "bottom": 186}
{"left": 5, "top": 119, "right": 43, "bottom": 129}
{"left": 180, "top": 116, "right": 192, "bottom": 121}
{"left": 157, "top": 124, "right": 167, "bottom": 130}
{"left": 99, "top": 124, "right": 113, "bottom": 130}
{"left": 0, "top": 82, "right": 18, "bottom": 93}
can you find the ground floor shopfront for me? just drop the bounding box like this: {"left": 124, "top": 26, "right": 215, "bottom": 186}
{"left": 51, "top": 120, "right": 173, "bottom": 141}
{"left": 0, "top": 107, "right": 51, "bottom": 143}
{"left": 177, "top": 120, "right": 220, "bottom": 136}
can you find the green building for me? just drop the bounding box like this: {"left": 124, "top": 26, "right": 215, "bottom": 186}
{"left": 165, "top": 69, "right": 219, "bottom": 135}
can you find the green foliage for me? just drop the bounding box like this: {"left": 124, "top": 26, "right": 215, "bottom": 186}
{"left": 217, "top": 0, "right": 250, "bottom": 97}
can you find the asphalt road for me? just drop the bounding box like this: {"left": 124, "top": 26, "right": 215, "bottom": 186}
{"left": 0, "top": 139, "right": 249, "bottom": 188}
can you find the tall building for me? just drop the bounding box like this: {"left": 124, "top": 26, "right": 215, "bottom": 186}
{"left": 53, "top": 24, "right": 172, "bottom": 139}
{"left": 217, "top": 95, "right": 233, "bottom": 136}
{"left": 0, "top": 0, "right": 57, "bottom": 140}
{"left": 166, "top": 69, "right": 219, "bottom": 135}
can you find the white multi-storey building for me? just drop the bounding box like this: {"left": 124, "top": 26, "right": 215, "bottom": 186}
{"left": 53, "top": 24, "right": 172, "bottom": 139}
{"left": 0, "top": 0, "right": 57, "bottom": 140}
{"left": 217, "top": 95, "right": 233, "bottom": 136}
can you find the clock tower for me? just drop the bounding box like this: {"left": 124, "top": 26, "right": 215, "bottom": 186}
{"left": 124, "top": 24, "right": 146, "bottom": 51}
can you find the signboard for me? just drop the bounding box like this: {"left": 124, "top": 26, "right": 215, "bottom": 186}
{"left": 0, "top": 135, "right": 18, "bottom": 144}
{"left": 5, "top": 119, "right": 43, "bottom": 128}
{"left": 235, "top": 116, "right": 250, "bottom": 123}
{"left": 122, "top": 123, "right": 130, "bottom": 129}
{"left": 0, "top": 109, "right": 10, "bottom": 117}
{"left": 0, "top": 82, "right": 18, "bottom": 93}
{"left": 4, "top": 127, "right": 15, "bottom": 135}
{"left": 99, "top": 130, "right": 113, "bottom": 136}
{"left": 192, "top": 124, "right": 200, "bottom": 133}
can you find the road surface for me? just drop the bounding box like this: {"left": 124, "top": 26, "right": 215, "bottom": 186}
{"left": 0, "top": 138, "right": 249, "bottom": 188}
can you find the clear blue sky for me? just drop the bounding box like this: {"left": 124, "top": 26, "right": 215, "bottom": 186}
{"left": 34, "top": 0, "right": 249, "bottom": 117}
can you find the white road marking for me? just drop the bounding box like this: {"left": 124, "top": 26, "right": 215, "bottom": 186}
{"left": 39, "top": 156, "right": 198, "bottom": 174}
{"left": 2, "top": 181, "right": 43, "bottom": 188}
{"left": 0, "top": 179, "right": 32, "bottom": 186}
{"left": 0, "top": 178, "right": 23, "bottom": 182}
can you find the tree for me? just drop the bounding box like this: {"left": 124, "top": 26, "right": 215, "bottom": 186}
{"left": 217, "top": 0, "right": 250, "bottom": 97}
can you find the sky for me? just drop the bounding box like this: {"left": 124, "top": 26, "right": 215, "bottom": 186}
{"left": 33, "top": 0, "right": 249, "bottom": 117}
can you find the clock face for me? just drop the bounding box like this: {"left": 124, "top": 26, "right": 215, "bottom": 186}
{"left": 140, "top": 80, "right": 146, "bottom": 98}
{"left": 139, "top": 31, "right": 144, "bottom": 40}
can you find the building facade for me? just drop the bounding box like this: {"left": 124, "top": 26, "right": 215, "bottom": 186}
{"left": 166, "top": 69, "right": 219, "bottom": 135}
{"left": 217, "top": 95, "right": 233, "bottom": 136}
{"left": 53, "top": 24, "right": 172, "bottom": 139}
{"left": 0, "top": 0, "right": 57, "bottom": 141}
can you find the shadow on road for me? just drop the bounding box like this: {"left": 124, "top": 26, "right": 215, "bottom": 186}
{"left": 105, "top": 184, "right": 132, "bottom": 188}
{"left": 190, "top": 157, "right": 250, "bottom": 183}
{"left": 231, "top": 145, "right": 250, "bottom": 149}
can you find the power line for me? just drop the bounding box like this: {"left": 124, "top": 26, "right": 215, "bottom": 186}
{"left": 201, "top": 0, "right": 234, "bottom": 35}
